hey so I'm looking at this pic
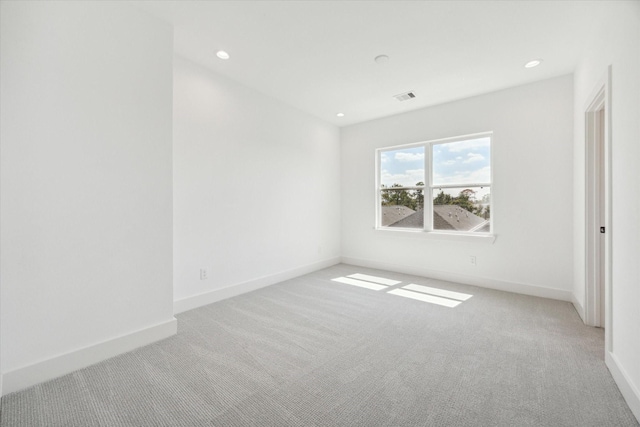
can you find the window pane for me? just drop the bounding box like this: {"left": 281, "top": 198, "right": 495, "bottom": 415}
{"left": 380, "top": 146, "right": 425, "bottom": 188}
{"left": 380, "top": 188, "right": 424, "bottom": 228}
{"left": 432, "top": 137, "right": 490, "bottom": 186}
{"left": 432, "top": 187, "right": 490, "bottom": 232}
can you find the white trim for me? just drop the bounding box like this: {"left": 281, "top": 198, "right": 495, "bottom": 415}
{"left": 584, "top": 84, "right": 605, "bottom": 327}
{"left": 374, "top": 148, "right": 382, "bottom": 230}
{"left": 173, "top": 257, "right": 341, "bottom": 314}
{"left": 341, "top": 257, "right": 572, "bottom": 302}
{"left": 571, "top": 292, "right": 586, "bottom": 322}
{"left": 431, "top": 183, "right": 491, "bottom": 190}
{"left": 604, "top": 66, "right": 613, "bottom": 353}
{"left": 606, "top": 351, "right": 640, "bottom": 423}
{"left": 424, "top": 141, "right": 433, "bottom": 230}
{"left": 375, "top": 131, "right": 493, "bottom": 234}
{"left": 373, "top": 227, "right": 496, "bottom": 243}
{"left": 583, "top": 67, "right": 612, "bottom": 350}
{"left": 468, "top": 221, "right": 490, "bottom": 232}
{"left": 379, "top": 185, "right": 424, "bottom": 191}
{"left": 1, "top": 317, "right": 177, "bottom": 396}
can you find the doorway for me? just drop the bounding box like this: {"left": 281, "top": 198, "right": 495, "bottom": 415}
{"left": 584, "top": 68, "right": 611, "bottom": 353}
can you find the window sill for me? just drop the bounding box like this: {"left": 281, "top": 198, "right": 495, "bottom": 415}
{"left": 373, "top": 227, "right": 496, "bottom": 244}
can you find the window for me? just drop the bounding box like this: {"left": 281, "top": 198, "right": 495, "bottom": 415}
{"left": 377, "top": 133, "right": 492, "bottom": 234}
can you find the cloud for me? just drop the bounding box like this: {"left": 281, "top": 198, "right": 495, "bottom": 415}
{"left": 381, "top": 168, "right": 425, "bottom": 187}
{"left": 442, "top": 160, "right": 456, "bottom": 166}
{"left": 381, "top": 153, "right": 389, "bottom": 163}
{"left": 434, "top": 166, "right": 490, "bottom": 185}
{"left": 394, "top": 152, "right": 425, "bottom": 162}
{"left": 462, "top": 153, "right": 485, "bottom": 163}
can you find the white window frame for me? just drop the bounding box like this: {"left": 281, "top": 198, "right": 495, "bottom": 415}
{"left": 375, "top": 132, "right": 495, "bottom": 243}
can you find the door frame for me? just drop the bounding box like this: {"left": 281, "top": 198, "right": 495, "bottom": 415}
{"left": 584, "top": 66, "right": 612, "bottom": 352}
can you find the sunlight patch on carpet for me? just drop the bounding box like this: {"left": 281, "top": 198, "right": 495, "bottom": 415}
{"left": 387, "top": 289, "right": 462, "bottom": 307}
{"left": 331, "top": 277, "right": 388, "bottom": 291}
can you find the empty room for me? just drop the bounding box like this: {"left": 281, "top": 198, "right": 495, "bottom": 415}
{"left": 1, "top": 1, "right": 639, "bottom": 426}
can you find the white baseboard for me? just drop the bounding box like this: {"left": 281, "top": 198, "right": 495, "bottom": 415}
{"left": 571, "top": 293, "right": 586, "bottom": 322}
{"left": 1, "top": 317, "right": 177, "bottom": 397}
{"left": 606, "top": 351, "right": 640, "bottom": 423}
{"left": 173, "top": 257, "right": 341, "bottom": 314}
{"left": 341, "top": 256, "right": 573, "bottom": 302}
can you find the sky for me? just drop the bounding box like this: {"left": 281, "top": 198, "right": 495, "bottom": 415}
{"left": 380, "top": 136, "right": 491, "bottom": 198}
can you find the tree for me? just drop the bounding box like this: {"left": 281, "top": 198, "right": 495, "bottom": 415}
{"left": 380, "top": 184, "right": 392, "bottom": 206}
{"left": 452, "top": 191, "right": 475, "bottom": 213}
{"left": 381, "top": 184, "right": 414, "bottom": 209}
{"left": 381, "top": 182, "right": 425, "bottom": 210}
{"left": 433, "top": 189, "right": 481, "bottom": 214}
{"left": 483, "top": 205, "right": 491, "bottom": 219}
{"left": 433, "top": 190, "right": 452, "bottom": 206}
{"left": 412, "top": 182, "right": 425, "bottom": 210}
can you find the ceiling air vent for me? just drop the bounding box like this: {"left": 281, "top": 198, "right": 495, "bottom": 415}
{"left": 393, "top": 91, "right": 416, "bottom": 102}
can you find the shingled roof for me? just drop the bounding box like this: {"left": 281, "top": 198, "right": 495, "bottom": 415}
{"left": 380, "top": 205, "right": 416, "bottom": 226}
{"left": 386, "top": 204, "right": 489, "bottom": 232}
{"left": 433, "top": 205, "right": 487, "bottom": 231}
{"left": 388, "top": 208, "right": 424, "bottom": 228}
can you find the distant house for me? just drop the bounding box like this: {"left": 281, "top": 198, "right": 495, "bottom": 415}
{"left": 386, "top": 204, "right": 489, "bottom": 232}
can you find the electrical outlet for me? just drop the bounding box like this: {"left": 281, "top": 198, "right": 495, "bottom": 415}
{"left": 200, "top": 268, "right": 208, "bottom": 280}
{"left": 470, "top": 256, "right": 476, "bottom": 266}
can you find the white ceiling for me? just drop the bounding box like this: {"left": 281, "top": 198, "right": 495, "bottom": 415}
{"left": 133, "top": 1, "right": 605, "bottom": 127}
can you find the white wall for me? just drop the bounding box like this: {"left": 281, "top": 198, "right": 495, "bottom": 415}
{"left": 0, "top": 1, "right": 175, "bottom": 394}
{"left": 341, "top": 75, "right": 574, "bottom": 299}
{"left": 572, "top": 1, "right": 640, "bottom": 419}
{"left": 173, "top": 56, "right": 341, "bottom": 312}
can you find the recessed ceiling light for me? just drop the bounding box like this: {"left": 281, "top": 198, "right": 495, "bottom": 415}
{"left": 374, "top": 54, "right": 389, "bottom": 64}
{"left": 216, "top": 50, "right": 230, "bottom": 60}
{"left": 524, "top": 59, "right": 542, "bottom": 68}
{"left": 336, "top": 113, "right": 345, "bottom": 117}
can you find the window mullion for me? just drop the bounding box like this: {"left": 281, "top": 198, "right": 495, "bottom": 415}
{"left": 424, "top": 143, "right": 433, "bottom": 231}
{"left": 375, "top": 149, "right": 381, "bottom": 227}
{"left": 431, "top": 183, "right": 492, "bottom": 190}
